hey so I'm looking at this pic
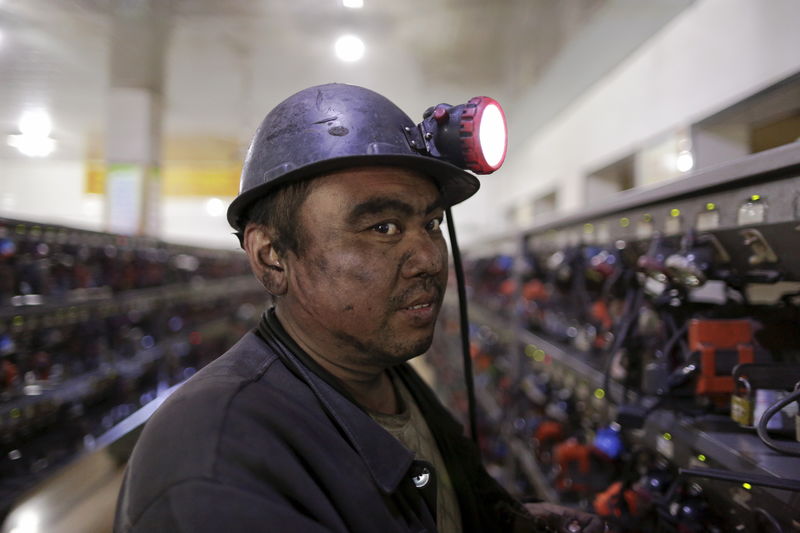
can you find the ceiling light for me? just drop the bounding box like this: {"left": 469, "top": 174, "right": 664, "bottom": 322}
{"left": 676, "top": 150, "right": 694, "bottom": 172}
{"left": 18, "top": 109, "right": 52, "bottom": 138}
{"left": 334, "top": 35, "right": 365, "bottom": 62}
{"left": 342, "top": 0, "right": 364, "bottom": 8}
{"left": 8, "top": 109, "right": 56, "bottom": 157}
{"left": 205, "top": 197, "right": 226, "bottom": 217}
{"left": 7, "top": 135, "right": 55, "bottom": 157}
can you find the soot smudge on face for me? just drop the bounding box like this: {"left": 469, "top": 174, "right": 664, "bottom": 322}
{"left": 311, "top": 253, "right": 329, "bottom": 274}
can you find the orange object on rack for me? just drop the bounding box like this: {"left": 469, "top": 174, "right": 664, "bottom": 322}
{"left": 522, "top": 279, "right": 549, "bottom": 302}
{"left": 591, "top": 300, "right": 613, "bottom": 331}
{"left": 688, "top": 319, "right": 754, "bottom": 396}
{"left": 593, "top": 481, "right": 639, "bottom": 519}
{"left": 534, "top": 420, "right": 564, "bottom": 444}
{"left": 499, "top": 278, "right": 517, "bottom": 296}
{"left": 553, "top": 438, "right": 593, "bottom": 492}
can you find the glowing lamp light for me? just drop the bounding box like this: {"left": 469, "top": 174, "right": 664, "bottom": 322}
{"left": 342, "top": 0, "right": 363, "bottom": 7}
{"left": 594, "top": 388, "right": 606, "bottom": 400}
{"left": 418, "top": 96, "right": 508, "bottom": 174}
{"left": 474, "top": 99, "right": 507, "bottom": 171}
{"left": 676, "top": 150, "right": 694, "bottom": 172}
{"left": 334, "top": 35, "right": 365, "bottom": 62}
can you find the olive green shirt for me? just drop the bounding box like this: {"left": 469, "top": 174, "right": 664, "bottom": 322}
{"left": 369, "top": 372, "right": 463, "bottom": 533}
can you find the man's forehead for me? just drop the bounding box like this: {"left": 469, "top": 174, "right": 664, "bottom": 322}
{"left": 313, "top": 166, "right": 442, "bottom": 200}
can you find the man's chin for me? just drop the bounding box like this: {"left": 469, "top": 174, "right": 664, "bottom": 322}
{"left": 400, "top": 334, "right": 435, "bottom": 361}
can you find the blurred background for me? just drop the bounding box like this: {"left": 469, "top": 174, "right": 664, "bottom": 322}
{"left": 2, "top": 1, "right": 800, "bottom": 532}
{"left": 8, "top": 0, "right": 798, "bottom": 249}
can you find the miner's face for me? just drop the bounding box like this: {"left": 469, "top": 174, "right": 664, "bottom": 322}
{"left": 280, "top": 166, "right": 448, "bottom": 368}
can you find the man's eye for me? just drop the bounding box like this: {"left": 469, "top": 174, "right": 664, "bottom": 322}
{"left": 427, "top": 217, "right": 443, "bottom": 232}
{"left": 373, "top": 222, "right": 400, "bottom": 235}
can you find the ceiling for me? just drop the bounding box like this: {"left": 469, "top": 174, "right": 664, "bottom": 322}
{"left": 0, "top": 0, "right": 611, "bottom": 163}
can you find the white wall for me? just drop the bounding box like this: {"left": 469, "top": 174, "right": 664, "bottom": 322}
{"left": 457, "top": 0, "right": 800, "bottom": 248}
{"left": 0, "top": 159, "right": 104, "bottom": 230}
{"left": 0, "top": 158, "right": 239, "bottom": 249}
{"left": 159, "top": 196, "right": 240, "bottom": 250}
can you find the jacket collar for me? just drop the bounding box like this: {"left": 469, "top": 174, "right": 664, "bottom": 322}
{"left": 252, "top": 312, "right": 415, "bottom": 494}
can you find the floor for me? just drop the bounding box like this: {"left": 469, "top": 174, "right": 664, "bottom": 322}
{"left": 1, "top": 449, "right": 124, "bottom": 533}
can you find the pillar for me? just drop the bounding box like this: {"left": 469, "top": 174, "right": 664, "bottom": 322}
{"left": 105, "top": 0, "right": 170, "bottom": 237}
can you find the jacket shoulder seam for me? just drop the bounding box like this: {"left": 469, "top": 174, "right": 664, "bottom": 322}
{"left": 210, "top": 348, "right": 281, "bottom": 478}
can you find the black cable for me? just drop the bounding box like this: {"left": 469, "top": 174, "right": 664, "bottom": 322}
{"left": 756, "top": 386, "right": 800, "bottom": 456}
{"left": 661, "top": 320, "right": 689, "bottom": 365}
{"left": 445, "top": 207, "right": 478, "bottom": 443}
{"left": 570, "top": 247, "right": 592, "bottom": 324}
{"left": 602, "top": 282, "right": 643, "bottom": 399}
{"left": 600, "top": 250, "right": 624, "bottom": 302}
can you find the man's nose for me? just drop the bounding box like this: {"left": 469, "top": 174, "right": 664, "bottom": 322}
{"left": 401, "top": 230, "right": 446, "bottom": 278}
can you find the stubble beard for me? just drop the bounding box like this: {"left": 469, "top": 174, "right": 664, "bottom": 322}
{"left": 332, "top": 324, "right": 437, "bottom": 368}
{"left": 334, "top": 286, "right": 444, "bottom": 368}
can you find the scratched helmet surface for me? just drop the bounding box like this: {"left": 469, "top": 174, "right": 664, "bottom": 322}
{"left": 226, "top": 83, "right": 480, "bottom": 230}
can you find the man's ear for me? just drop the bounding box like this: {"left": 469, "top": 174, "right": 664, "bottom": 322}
{"left": 243, "top": 224, "right": 288, "bottom": 296}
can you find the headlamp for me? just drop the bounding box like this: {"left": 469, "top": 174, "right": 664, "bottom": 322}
{"left": 411, "top": 96, "right": 508, "bottom": 174}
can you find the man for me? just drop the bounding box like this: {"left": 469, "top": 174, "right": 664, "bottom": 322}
{"left": 114, "top": 83, "right": 603, "bottom": 532}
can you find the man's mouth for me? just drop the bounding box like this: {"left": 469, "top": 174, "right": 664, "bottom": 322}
{"left": 395, "top": 282, "right": 443, "bottom": 314}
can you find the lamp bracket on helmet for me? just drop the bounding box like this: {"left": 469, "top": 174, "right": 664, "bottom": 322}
{"left": 408, "top": 96, "right": 508, "bottom": 175}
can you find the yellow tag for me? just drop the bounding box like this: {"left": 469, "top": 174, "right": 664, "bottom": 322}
{"left": 731, "top": 395, "right": 753, "bottom": 426}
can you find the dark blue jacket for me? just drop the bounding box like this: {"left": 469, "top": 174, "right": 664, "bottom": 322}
{"left": 114, "top": 314, "right": 531, "bottom": 532}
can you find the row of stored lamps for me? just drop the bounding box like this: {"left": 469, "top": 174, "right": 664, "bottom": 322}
{"left": 2, "top": 0, "right": 367, "bottom": 161}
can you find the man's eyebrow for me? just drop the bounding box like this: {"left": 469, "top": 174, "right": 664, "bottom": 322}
{"left": 346, "top": 197, "right": 443, "bottom": 225}
{"left": 424, "top": 198, "right": 444, "bottom": 214}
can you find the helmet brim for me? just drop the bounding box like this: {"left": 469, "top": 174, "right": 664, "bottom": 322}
{"left": 226, "top": 154, "right": 479, "bottom": 230}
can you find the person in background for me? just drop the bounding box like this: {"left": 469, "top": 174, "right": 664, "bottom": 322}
{"left": 114, "top": 83, "right": 605, "bottom": 533}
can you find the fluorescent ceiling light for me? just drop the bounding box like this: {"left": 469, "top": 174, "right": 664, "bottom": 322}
{"left": 18, "top": 109, "right": 52, "bottom": 138}
{"left": 7, "top": 135, "right": 55, "bottom": 157}
{"left": 676, "top": 150, "right": 694, "bottom": 172}
{"left": 342, "top": 0, "right": 364, "bottom": 8}
{"left": 205, "top": 197, "right": 226, "bottom": 217}
{"left": 335, "top": 34, "right": 365, "bottom": 62}
{"left": 8, "top": 109, "right": 56, "bottom": 157}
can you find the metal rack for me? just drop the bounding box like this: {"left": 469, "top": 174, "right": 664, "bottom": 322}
{"left": 461, "top": 143, "right": 800, "bottom": 531}
{"left": 0, "top": 217, "right": 265, "bottom": 522}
